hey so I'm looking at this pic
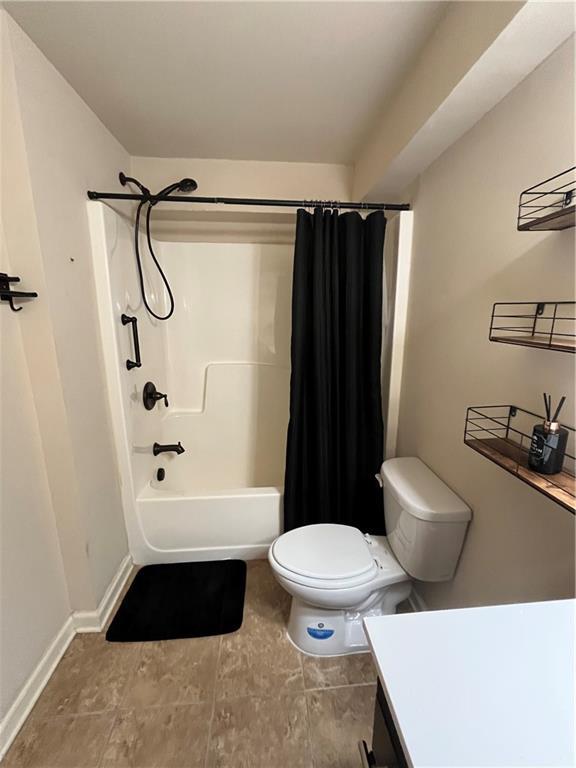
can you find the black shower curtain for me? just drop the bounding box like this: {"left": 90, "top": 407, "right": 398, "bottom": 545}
{"left": 284, "top": 208, "right": 386, "bottom": 533}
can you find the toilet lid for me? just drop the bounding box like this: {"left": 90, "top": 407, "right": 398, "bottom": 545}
{"left": 271, "top": 524, "right": 376, "bottom": 581}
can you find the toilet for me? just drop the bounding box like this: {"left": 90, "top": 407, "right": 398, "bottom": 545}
{"left": 269, "top": 457, "right": 471, "bottom": 656}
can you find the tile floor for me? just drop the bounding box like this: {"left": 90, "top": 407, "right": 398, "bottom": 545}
{"left": 4, "top": 561, "right": 382, "bottom": 768}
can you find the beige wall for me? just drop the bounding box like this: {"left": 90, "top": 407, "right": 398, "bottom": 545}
{"left": 2, "top": 12, "right": 96, "bottom": 612}
{"left": 131, "top": 156, "right": 352, "bottom": 201}
{"left": 0, "top": 219, "right": 71, "bottom": 723}
{"left": 398, "top": 39, "right": 575, "bottom": 609}
{"left": 5, "top": 13, "right": 130, "bottom": 605}
{"left": 1, "top": 13, "right": 73, "bottom": 732}
{"left": 1, "top": 9, "right": 133, "bottom": 738}
{"left": 1, "top": 10, "right": 134, "bottom": 733}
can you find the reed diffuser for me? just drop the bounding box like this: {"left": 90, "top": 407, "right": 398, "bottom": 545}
{"left": 528, "top": 393, "right": 569, "bottom": 475}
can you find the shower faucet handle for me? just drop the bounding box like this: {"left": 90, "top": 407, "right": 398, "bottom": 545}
{"left": 143, "top": 381, "right": 169, "bottom": 410}
{"left": 153, "top": 442, "right": 185, "bottom": 456}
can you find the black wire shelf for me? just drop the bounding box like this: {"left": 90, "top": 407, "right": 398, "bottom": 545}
{"left": 464, "top": 405, "right": 575, "bottom": 513}
{"left": 489, "top": 301, "right": 575, "bottom": 353}
{"left": 517, "top": 167, "right": 575, "bottom": 231}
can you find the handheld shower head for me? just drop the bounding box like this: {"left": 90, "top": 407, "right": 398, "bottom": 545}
{"left": 178, "top": 178, "right": 198, "bottom": 193}
{"left": 121, "top": 172, "right": 199, "bottom": 322}
{"left": 152, "top": 177, "right": 198, "bottom": 204}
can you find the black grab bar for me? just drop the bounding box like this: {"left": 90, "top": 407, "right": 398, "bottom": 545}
{"left": 121, "top": 313, "right": 142, "bottom": 370}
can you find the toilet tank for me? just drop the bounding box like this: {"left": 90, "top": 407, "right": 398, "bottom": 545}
{"left": 380, "top": 458, "right": 471, "bottom": 582}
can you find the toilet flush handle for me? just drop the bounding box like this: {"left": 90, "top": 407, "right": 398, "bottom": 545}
{"left": 374, "top": 473, "right": 383, "bottom": 488}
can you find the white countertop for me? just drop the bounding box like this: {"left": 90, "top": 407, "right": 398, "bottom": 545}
{"left": 364, "top": 599, "right": 575, "bottom": 768}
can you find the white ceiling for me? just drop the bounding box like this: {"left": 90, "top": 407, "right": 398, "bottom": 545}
{"left": 5, "top": 1, "right": 447, "bottom": 163}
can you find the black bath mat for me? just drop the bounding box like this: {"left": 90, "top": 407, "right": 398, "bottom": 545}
{"left": 106, "top": 561, "right": 246, "bottom": 642}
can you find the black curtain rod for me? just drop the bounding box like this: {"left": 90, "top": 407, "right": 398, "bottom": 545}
{"left": 86, "top": 190, "right": 410, "bottom": 212}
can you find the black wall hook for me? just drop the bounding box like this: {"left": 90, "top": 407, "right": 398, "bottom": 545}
{"left": 0, "top": 273, "right": 38, "bottom": 312}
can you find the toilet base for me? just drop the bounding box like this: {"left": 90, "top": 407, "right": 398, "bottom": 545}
{"left": 286, "top": 581, "right": 412, "bottom": 656}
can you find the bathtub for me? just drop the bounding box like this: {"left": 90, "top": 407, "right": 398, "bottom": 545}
{"left": 129, "top": 363, "right": 288, "bottom": 563}
{"left": 136, "top": 485, "right": 282, "bottom": 563}
{"left": 129, "top": 376, "right": 287, "bottom": 563}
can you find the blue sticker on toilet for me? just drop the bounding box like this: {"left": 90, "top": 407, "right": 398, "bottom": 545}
{"left": 307, "top": 626, "right": 334, "bottom": 640}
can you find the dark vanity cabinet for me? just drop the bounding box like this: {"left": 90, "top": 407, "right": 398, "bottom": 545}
{"left": 359, "top": 679, "right": 409, "bottom": 768}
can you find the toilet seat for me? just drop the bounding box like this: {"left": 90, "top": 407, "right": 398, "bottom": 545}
{"left": 272, "top": 524, "right": 375, "bottom": 579}
{"left": 269, "top": 524, "right": 404, "bottom": 591}
{"left": 268, "top": 527, "right": 412, "bottom": 650}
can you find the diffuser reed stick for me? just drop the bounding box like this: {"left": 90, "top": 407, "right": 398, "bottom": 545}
{"left": 551, "top": 395, "right": 566, "bottom": 424}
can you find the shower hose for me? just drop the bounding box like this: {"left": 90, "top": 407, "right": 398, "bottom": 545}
{"left": 133, "top": 200, "right": 175, "bottom": 321}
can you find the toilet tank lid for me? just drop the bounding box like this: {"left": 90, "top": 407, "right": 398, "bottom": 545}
{"left": 380, "top": 458, "right": 471, "bottom": 523}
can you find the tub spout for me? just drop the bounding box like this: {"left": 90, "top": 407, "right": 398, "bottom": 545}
{"left": 153, "top": 441, "right": 185, "bottom": 456}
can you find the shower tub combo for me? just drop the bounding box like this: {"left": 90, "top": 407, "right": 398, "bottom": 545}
{"left": 88, "top": 189, "right": 413, "bottom": 565}
{"left": 88, "top": 202, "right": 292, "bottom": 563}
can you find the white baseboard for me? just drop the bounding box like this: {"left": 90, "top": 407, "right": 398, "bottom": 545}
{"left": 408, "top": 588, "right": 428, "bottom": 613}
{"left": 0, "top": 617, "right": 75, "bottom": 761}
{"left": 73, "top": 554, "right": 133, "bottom": 632}
{"left": 0, "top": 554, "right": 133, "bottom": 761}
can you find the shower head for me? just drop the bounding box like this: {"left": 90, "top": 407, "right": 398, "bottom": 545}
{"left": 118, "top": 172, "right": 198, "bottom": 204}
{"left": 152, "top": 177, "right": 198, "bottom": 204}
{"left": 178, "top": 178, "right": 198, "bottom": 193}
{"left": 119, "top": 171, "right": 151, "bottom": 198}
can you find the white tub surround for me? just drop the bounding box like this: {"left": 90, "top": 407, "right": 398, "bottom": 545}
{"left": 364, "top": 599, "right": 575, "bottom": 768}
{"left": 88, "top": 202, "right": 290, "bottom": 563}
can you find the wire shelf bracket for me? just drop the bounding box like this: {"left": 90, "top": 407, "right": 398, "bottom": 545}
{"left": 517, "top": 167, "right": 575, "bottom": 231}
{"left": 489, "top": 301, "right": 575, "bottom": 353}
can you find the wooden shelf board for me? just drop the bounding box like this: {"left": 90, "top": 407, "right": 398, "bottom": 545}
{"left": 518, "top": 204, "right": 575, "bottom": 231}
{"left": 490, "top": 333, "right": 576, "bottom": 353}
{"left": 465, "top": 436, "right": 575, "bottom": 513}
